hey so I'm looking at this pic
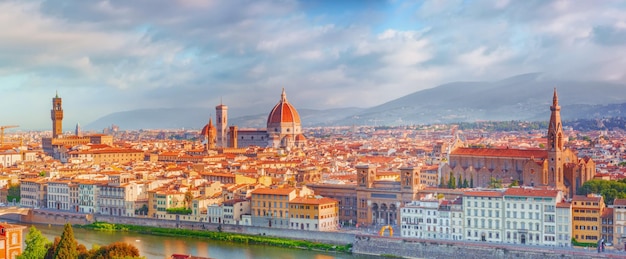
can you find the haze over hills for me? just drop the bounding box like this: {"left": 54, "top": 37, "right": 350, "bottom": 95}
{"left": 85, "top": 74, "right": 626, "bottom": 130}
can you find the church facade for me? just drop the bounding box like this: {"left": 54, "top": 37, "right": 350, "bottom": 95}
{"left": 440, "top": 89, "right": 595, "bottom": 197}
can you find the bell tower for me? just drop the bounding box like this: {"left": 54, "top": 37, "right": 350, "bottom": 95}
{"left": 547, "top": 88, "right": 565, "bottom": 190}
{"left": 400, "top": 167, "right": 421, "bottom": 191}
{"left": 357, "top": 164, "right": 376, "bottom": 188}
{"left": 51, "top": 92, "right": 64, "bottom": 138}
{"left": 216, "top": 100, "right": 228, "bottom": 148}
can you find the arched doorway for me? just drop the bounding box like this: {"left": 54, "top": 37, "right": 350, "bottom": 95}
{"left": 371, "top": 203, "right": 379, "bottom": 224}
{"left": 380, "top": 203, "right": 388, "bottom": 225}
{"left": 389, "top": 203, "right": 397, "bottom": 225}
{"left": 521, "top": 234, "right": 526, "bottom": 244}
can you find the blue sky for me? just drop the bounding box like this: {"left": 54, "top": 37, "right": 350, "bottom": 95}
{"left": 2, "top": 0, "right": 626, "bottom": 129}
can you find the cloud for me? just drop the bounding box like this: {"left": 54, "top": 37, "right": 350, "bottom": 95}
{"left": 2, "top": 0, "right": 626, "bottom": 129}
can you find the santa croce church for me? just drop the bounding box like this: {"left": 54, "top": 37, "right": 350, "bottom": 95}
{"left": 441, "top": 89, "right": 595, "bottom": 197}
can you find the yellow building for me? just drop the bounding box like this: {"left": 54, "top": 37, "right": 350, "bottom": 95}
{"left": 0, "top": 223, "right": 25, "bottom": 259}
{"left": 68, "top": 148, "right": 144, "bottom": 164}
{"left": 572, "top": 194, "right": 604, "bottom": 243}
{"left": 147, "top": 187, "right": 185, "bottom": 219}
{"left": 250, "top": 187, "right": 296, "bottom": 228}
{"left": 289, "top": 196, "right": 339, "bottom": 231}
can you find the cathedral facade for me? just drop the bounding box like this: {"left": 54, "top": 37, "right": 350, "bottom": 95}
{"left": 200, "top": 89, "right": 306, "bottom": 150}
{"left": 440, "top": 89, "right": 595, "bottom": 197}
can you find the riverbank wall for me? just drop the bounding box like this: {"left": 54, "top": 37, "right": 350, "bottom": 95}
{"left": 92, "top": 214, "right": 355, "bottom": 245}
{"left": 352, "top": 235, "right": 616, "bottom": 259}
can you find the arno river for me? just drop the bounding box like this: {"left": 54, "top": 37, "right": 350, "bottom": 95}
{"left": 22, "top": 223, "right": 380, "bottom": 259}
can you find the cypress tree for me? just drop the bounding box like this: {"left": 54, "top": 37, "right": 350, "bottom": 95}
{"left": 54, "top": 223, "right": 77, "bottom": 259}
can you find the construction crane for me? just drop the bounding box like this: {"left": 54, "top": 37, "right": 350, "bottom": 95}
{"left": 0, "top": 125, "right": 19, "bottom": 146}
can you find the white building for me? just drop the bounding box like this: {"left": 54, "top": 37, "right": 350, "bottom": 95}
{"left": 78, "top": 181, "right": 103, "bottom": 213}
{"left": 207, "top": 204, "right": 223, "bottom": 224}
{"left": 98, "top": 184, "right": 126, "bottom": 216}
{"left": 449, "top": 197, "right": 464, "bottom": 241}
{"left": 401, "top": 196, "right": 441, "bottom": 239}
{"left": 614, "top": 199, "right": 626, "bottom": 247}
{"left": 47, "top": 180, "right": 71, "bottom": 211}
{"left": 222, "top": 199, "right": 250, "bottom": 225}
{"left": 502, "top": 188, "right": 562, "bottom": 246}
{"left": 556, "top": 201, "right": 572, "bottom": 247}
{"left": 463, "top": 190, "right": 504, "bottom": 242}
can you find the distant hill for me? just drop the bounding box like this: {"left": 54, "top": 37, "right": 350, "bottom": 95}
{"left": 84, "top": 107, "right": 365, "bottom": 130}
{"left": 85, "top": 73, "right": 626, "bottom": 130}
{"left": 338, "top": 73, "right": 626, "bottom": 126}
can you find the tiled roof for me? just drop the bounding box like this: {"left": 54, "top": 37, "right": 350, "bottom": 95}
{"left": 290, "top": 196, "right": 338, "bottom": 205}
{"left": 614, "top": 198, "right": 626, "bottom": 206}
{"left": 504, "top": 188, "right": 560, "bottom": 197}
{"left": 251, "top": 187, "right": 295, "bottom": 195}
{"left": 557, "top": 202, "right": 571, "bottom": 208}
{"left": 451, "top": 147, "right": 547, "bottom": 159}
{"left": 572, "top": 195, "right": 602, "bottom": 202}
{"left": 463, "top": 190, "right": 503, "bottom": 197}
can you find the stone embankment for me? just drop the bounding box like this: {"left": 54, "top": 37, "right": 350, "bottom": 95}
{"left": 6, "top": 210, "right": 622, "bottom": 258}
{"left": 352, "top": 235, "right": 623, "bottom": 259}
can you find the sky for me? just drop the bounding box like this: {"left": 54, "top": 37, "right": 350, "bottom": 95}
{"left": 2, "top": 0, "right": 626, "bottom": 130}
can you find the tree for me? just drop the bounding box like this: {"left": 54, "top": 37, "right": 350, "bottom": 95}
{"left": 509, "top": 180, "right": 520, "bottom": 188}
{"left": 447, "top": 172, "right": 456, "bottom": 189}
{"left": 457, "top": 175, "right": 463, "bottom": 189}
{"left": 54, "top": 223, "right": 78, "bottom": 259}
{"left": 463, "top": 179, "right": 469, "bottom": 188}
{"left": 19, "top": 226, "right": 51, "bottom": 259}
{"left": 488, "top": 177, "right": 502, "bottom": 189}
{"left": 88, "top": 242, "right": 140, "bottom": 259}
{"left": 7, "top": 184, "right": 20, "bottom": 203}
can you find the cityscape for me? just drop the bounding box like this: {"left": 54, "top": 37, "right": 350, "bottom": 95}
{"left": 2, "top": 1, "right": 626, "bottom": 259}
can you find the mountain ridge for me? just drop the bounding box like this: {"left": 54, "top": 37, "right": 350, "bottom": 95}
{"left": 85, "top": 74, "right": 626, "bottom": 130}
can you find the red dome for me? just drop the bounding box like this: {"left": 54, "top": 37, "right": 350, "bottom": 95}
{"left": 267, "top": 89, "right": 301, "bottom": 124}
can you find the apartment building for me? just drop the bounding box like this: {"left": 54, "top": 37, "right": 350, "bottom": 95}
{"left": 502, "top": 188, "right": 562, "bottom": 246}
{"left": 572, "top": 194, "right": 605, "bottom": 243}
{"left": 250, "top": 187, "right": 296, "bottom": 228}
{"left": 556, "top": 201, "right": 572, "bottom": 247}
{"left": 47, "top": 180, "right": 71, "bottom": 211}
{"left": 20, "top": 178, "right": 47, "bottom": 208}
{"left": 288, "top": 196, "right": 338, "bottom": 231}
{"left": 400, "top": 197, "right": 440, "bottom": 239}
{"left": 614, "top": 198, "right": 626, "bottom": 248}
{"left": 464, "top": 190, "right": 504, "bottom": 242}
{"left": 222, "top": 199, "right": 250, "bottom": 225}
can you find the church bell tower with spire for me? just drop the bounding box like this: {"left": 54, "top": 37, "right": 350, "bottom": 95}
{"left": 547, "top": 88, "right": 565, "bottom": 190}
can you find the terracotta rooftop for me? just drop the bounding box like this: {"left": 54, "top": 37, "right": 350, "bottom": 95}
{"left": 251, "top": 187, "right": 296, "bottom": 196}
{"left": 572, "top": 195, "right": 603, "bottom": 203}
{"left": 463, "top": 190, "right": 503, "bottom": 197}
{"left": 614, "top": 198, "right": 626, "bottom": 206}
{"left": 504, "top": 188, "right": 560, "bottom": 198}
{"left": 290, "top": 196, "right": 338, "bottom": 205}
{"left": 451, "top": 147, "right": 547, "bottom": 159}
{"left": 557, "top": 202, "right": 571, "bottom": 208}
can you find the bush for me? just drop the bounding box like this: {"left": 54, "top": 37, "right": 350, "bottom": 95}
{"left": 165, "top": 207, "right": 192, "bottom": 215}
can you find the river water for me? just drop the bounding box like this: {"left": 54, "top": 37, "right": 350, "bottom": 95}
{"left": 22, "top": 223, "right": 379, "bottom": 259}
